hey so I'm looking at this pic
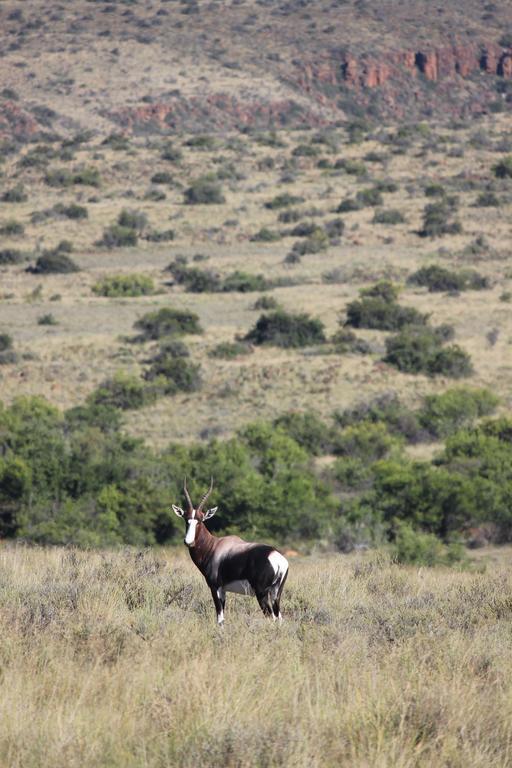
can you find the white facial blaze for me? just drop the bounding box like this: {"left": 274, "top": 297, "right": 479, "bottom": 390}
{"left": 184, "top": 509, "right": 198, "bottom": 546}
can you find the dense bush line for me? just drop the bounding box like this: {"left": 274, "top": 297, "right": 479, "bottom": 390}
{"left": 0, "top": 385, "right": 509, "bottom": 553}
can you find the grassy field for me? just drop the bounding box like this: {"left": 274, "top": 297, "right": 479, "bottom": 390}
{"left": 1, "top": 545, "right": 512, "bottom": 767}
{"left": 1, "top": 113, "right": 511, "bottom": 445}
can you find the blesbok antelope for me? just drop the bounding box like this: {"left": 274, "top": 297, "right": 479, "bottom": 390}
{"left": 172, "top": 478, "right": 289, "bottom": 625}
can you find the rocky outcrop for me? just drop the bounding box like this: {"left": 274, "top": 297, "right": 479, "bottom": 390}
{"left": 0, "top": 101, "right": 42, "bottom": 141}
{"left": 297, "top": 39, "right": 512, "bottom": 91}
{"left": 108, "top": 93, "right": 328, "bottom": 134}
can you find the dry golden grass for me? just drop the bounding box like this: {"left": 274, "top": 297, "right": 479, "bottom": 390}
{"left": 1, "top": 545, "right": 512, "bottom": 767}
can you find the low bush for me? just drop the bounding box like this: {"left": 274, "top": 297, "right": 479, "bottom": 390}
{"left": 273, "top": 411, "right": 335, "bottom": 455}
{"left": 356, "top": 187, "right": 384, "bottom": 207}
{"left": 492, "top": 156, "right": 512, "bottom": 179}
{"left": 420, "top": 199, "right": 462, "bottom": 237}
{"left": 222, "top": 271, "right": 269, "bottom": 293}
{"left": 144, "top": 229, "right": 175, "bottom": 243}
{"left": 151, "top": 171, "right": 173, "bottom": 185}
{"left": 345, "top": 297, "right": 427, "bottom": 331}
{"left": 184, "top": 178, "right": 225, "bottom": 205}
{"left": 475, "top": 191, "right": 500, "bottom": 207}
{"left": 360, "top": 281, "right": 400, "bottom": 303}
{"left": 250, "top": 227, "right": 281, "bottom": 242}
{"left": 88, "top": 372, "right": 155, "bottom": 411}
{"left": 144, "top": 348, "right": 201, "bottom": 395}
{"left": 0, "top": 219, "right": 24, "bottom": 235}
{"left": 31, "top": 252, "right": 79, "bottom": 274}
{"left": 384, "top": 326, "right": 473, "bottom": 378}
{"left": 45, "top": 167, "right": 100, "bottom": 187}
{"left": 333, "top": 421, "right": 401, "bottom": 462}
{"left": 408, "top": 265, "right": 489, "bottom": 292}
{"left": 252, "top": 295, "right": 281, "bottom": 311}
{"left": 117, "top": 209, "right": 148, "bottom": 233}
{"left": 92, "top": 274, "right": 155, "bottom": 297}
{"left": 161, "top": 143, "right": 183, "bottom": 163}
{"left": 0, "top": 333, "right": 13, "bottom": 352}
{"left": 335, "top": 392, "right": 424, "bottom": 443}
{"left": 336, "top": 198, "right": 362, "bottom": 213}
{"left": 98, "top": 225, "right": 138, "bottom": 248}
{"left": 53, "top": 203, "right": 88, "bottom": 220}
{"left": 390, "top": 520, "right": 466, "bottom": 566}
{"left": 134, "top": 308, "right": 203, "bottom": 340}
{"left": 0, "top": 248, "right": 26, "bottom": 265}
{"left": 265, "top": 193, "right": 305, "bottom": 210}
{"left": 244, "top": 311, "right": 326, "bottom": 348}
{"left": 373, "top": 209, "right": 406, "bottom": 225}
{"left": 209, "top": 341, "right": 254, "bottom": 359}
{"left": 419, "top": 388, "right": 499, "bottom": 438}
{"left": 287, "top": 229, "right": 329, "bottom": 260}
{"left": 37, "top": 313, "right": 58, "bottom": 326}
{"left": 2, "top": 184, "right": 27, "bottom": 203}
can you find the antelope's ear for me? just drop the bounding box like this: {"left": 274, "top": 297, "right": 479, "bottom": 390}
{"left": 203, "top": 506, "right": 217, "bottom": 521}
{"left": 172, "top": 505, "right": 185, "bottom": 518}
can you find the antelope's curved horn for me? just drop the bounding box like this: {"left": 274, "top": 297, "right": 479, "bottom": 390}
{"left": 197, "top": 476, "right": 214, "bottom": 513}
{"left": 183, "top": 477, "right": 194, "bottom": 512}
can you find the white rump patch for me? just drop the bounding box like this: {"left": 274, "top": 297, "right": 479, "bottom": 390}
{"left": 225, "top": 580, "right": 255, "bottom": 596}
{"left": 268, "top": 551, "right": 289, "bottom": 581}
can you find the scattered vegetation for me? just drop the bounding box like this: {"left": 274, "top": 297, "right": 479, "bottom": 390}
{"left": 92, "top": 274, "right": 155, "bottom": 298}
{"left": 245, "top": 311, "right": 326, "bottom": 348}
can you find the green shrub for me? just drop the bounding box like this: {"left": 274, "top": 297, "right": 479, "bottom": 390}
{"left": 420, "top": 199, "right": 462, "bottom": 237}
{"left": 117, "top": 209, "right": 148, "bottom": 232}
{"left": 144, "top": 229, "right": 174, "bottom": 243}
{"left": 88, "top": 372, "right": 155, "bottom": 411}
{"left": 184, "top": 178, "right": 225, "bottom": 204}
{"left": 92, "top": 274, "right": 155, "bottom": 297}
{"left": 134, "top": 308, "right": 203, "bottom": 340}
{"left": 252, "top": 295, "right": 281, "bottom": 311}
{"left": 209, "top": 341, "right": 254, "bottom": 359}
{"left": 273, "top": 412, "right": 335, "bottom": 455}
{"left": 0, "top": 333, "right": 13, "bottom": 351}
{"left": 144, "top": 348, "right": 201, "bottom": 395}
{"left": 390, "top": 520, "right": 466, "bottom": 566}
{"left": 360, "top": 281, "right": 400, "bottom": 303}
{"left": 161, "top": 143, "right": 183, "bottom": 163}
{"left": 345, "top": 297, "right": 427, "bottom": 331}
{"left": 333, "top": 421, "right": 401, "bottom": 461}
{"left": 151, "top": 171, "right": 173, "bottom": 184}
{"left": 335, "top": 392, "right": 424, "bottom": 443}
{"left": 0, "top": 219, "right": 24, "bottom": 235}
{"left": 37, "top": 313, "right": 58, "bottom": 326}
{"left": 264, "top": 193, "right": 304, "bottom": 210}
{"left": 424, "top": 183, "right": 446, "bottom": 197}
{"left": 336, "top": 197, "right": 362, "bottom": 213}
{"left": 98, "top": 225, "right": 138, "bottom": 248}
{"left": 334, "top": 158, "right": 368, "bottom": 176}
{"left": 408, "top": 265, "right": 489, "bottom": 292}
{"left": 427, "top": 346, "right": 474, "bottom": 378}
{"left": 333, "top": 457, "right": 372, "bottom": 489}
{"left": 0, "top": 248, "right": 26, "bottom": 265}
{"left": 222, "top": 271, "right": 269, "bottom": 293}
{"left": 2, "top": 184, "right": 27, "bottom": 203}
{"left": 31, "top": 252, "right": 79, "bottom": 274}
{"left": 287, "top": 229, "right": 329, "bottom": 260}
{"left": 250, "top": 227, "right": 281, "bottom": 242}
{"left": 278, "top": 209, "right": 302, "bottom": 223}
{"left": 45, "top": 167, "right": 100, "bottom": 187}
{"left": 356, "top": 187, "right": 384, "bottom": 207}
{"left": 475, "top": 191, "right": 500, "bottom": 207}
{"left": 492, "top": 156, "right": 512, "bottom": 179}
{"left": 167, "top": 261, "right": 221, "bottom": 293}
{"left": 384, "top": 327, "right": 473, "bottom": 378}
{"left": 419, "top": 388, "right": 499, "bottom": 438}
{"left": 373, "top": 209, "right": 406, "bottom": 225}
{"left": 53, "top": 203, "right": 88, "bottom": 220}
{"left": 244, "top": 311, "right": 326, "bottom": 348}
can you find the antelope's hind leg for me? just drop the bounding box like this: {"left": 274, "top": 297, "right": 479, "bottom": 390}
{"left": 256, "top": 591, "right": 273, "bottom": 618}
{"left": 271, "top": 567, "right": 288, "bottom": 620}
{"left": 211, "top": 586, "right": 226, "bottom": 625}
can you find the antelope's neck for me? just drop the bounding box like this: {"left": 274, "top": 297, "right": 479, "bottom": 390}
{"left": 189, "top": 523, "right": 216, "bottom": 573}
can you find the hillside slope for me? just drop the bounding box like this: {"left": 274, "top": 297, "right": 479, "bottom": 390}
{"left": 0, "top": 0, "right": 511, "bottom": 139}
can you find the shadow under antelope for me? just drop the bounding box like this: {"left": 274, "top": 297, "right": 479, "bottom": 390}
{"left": 172, "top": 478, "right": 289, "bottom": 625}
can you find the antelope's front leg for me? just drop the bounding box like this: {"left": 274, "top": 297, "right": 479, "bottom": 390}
{"left": 210, "top": 586, "right": 225, "bottom": 626}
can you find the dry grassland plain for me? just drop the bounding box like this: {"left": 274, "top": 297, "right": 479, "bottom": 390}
{"left": 2, "top": 545, "right": 512, "bottom": 768}
{"left": 0, "top": 115, "right": 511, "bottom": 446}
